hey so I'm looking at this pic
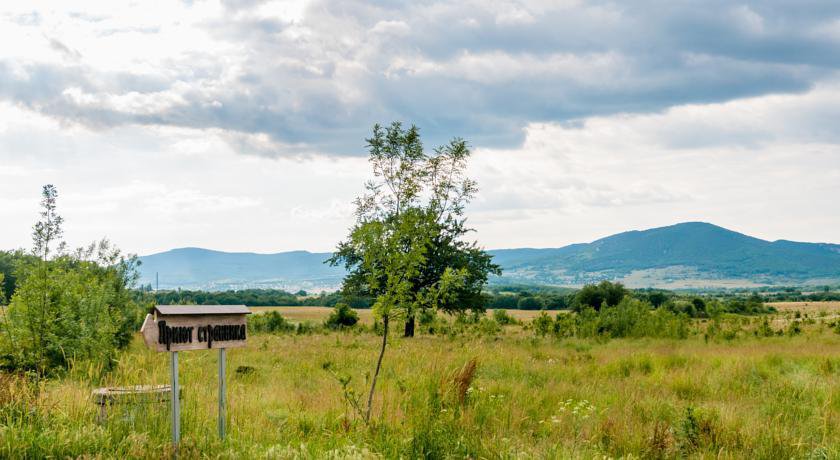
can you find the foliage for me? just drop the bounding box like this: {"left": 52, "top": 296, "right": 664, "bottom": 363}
{"left": 722, "top": 294, "right": 773, "bottom": 314}
{"left": 516, "top": 295, "right": 543, "bottom": 310}
{"left": 0, "top": 186, "right": 142, "bottom": 375}
{"left": 572, "top": 281, "right": 628, "bottom": 312}
{"left": 150, "top": 288, "right": 365, "bottom": 308}
{"left": 532, "top": 311, "right": 554, "bottom": 336}
{"left": 491, "top": 309, "right": 517, "bottom": 325}
{"left": 484, "top": 286, "right": 573, "bottom": 310}
{"left": 532, "top": 297, "right": 690, "bottom": 340}
{"left": 0, "top": 250, "right": 32, "bottom": 304}
{"left": 329, "top": 122, "right": 500, "bottom": 337}
{"left": 1, "top": 320, "right": 838, "bottom": 458}
{"left": 248, "top": 311, "right": 294, "bottom": 334}
{"left": 324, "top": 303, "right": 359, "bottom": 329}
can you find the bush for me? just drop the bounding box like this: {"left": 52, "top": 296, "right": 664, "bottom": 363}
{"left": 492, "top": 309, "right": 517, "bottom": 325}
{"left": 324, "top": 303, "right": 359, "bottom": 329}
{"left": 296, "top": 321, "right": 317, "bottom": 335}
{"left": 477, "top": 317, "right": 501, "bottom": 335}
{"left": 786, "top": 320, "right": 802, "bottom": 336}
{"left": 1, "top": 242, "right": 142, "bottom": 375}
{"left": 248, "top": 311, "right": 294, "bottom": 334}
{"left": 532, "top": 311, "right": 553, "bottom": 336}
{"left": 553, "top": 312, "right": 575, "bottom": 338}
{"left": 571, "top": 298, "right": 689, "bottom": 340}
{"left": 755, "top": 317, "right": 775, "bottom": 337}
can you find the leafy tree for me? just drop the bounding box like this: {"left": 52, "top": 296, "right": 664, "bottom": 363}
{"left": 329, "top": 122, "right": 500, "bottom": 337}
{"left": 573, "top": 281, "right": 628, "bottom": 312}
{"left": 0, "top": 185, "right": 142, "bottom": 375}
{"left": 691, "top": 297, "right": 707, "bottom": 316}
{"left": 0, "top": 250, "right": 30, "bottom": 303}
{"left": 517, "top": 296, "right": 543, "bottom": 310}
{"left": 328, "top": 122, "right": 499, "bottom": 423}
{"left": 647, "top": 291, "right": 668, "bottom": 308}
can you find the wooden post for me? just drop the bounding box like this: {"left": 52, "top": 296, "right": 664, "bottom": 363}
{"left": 138, "top": 306, "right": 250, "bottom": 446}
{"left": 171, "top": 351, "right": 180, "bottom": 446}
{"left": 218, "top": 347, "right": 226, "bottom": 439}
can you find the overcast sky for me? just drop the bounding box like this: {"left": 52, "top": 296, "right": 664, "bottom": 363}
{"left": 1, "top": 1, "right": 839, "bottom": 255}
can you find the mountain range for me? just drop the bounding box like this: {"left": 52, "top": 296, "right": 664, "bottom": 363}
{"left": 137, "top": 222, "right": 840, "bottom": 291}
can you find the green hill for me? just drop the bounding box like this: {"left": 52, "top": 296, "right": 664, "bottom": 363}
{"left": 139, "top": 222, "right": 840, "bottom": 290}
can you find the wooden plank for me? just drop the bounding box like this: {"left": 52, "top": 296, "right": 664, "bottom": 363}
{"left": 141, "top": 313, "right": 248, "bottom": 352}
{"left": 92, "top": 385, "right": 172, "bottom": 405}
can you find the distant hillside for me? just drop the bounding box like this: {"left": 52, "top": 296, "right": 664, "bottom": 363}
{"left": 138, "top": 222, "right": 840, "bottom": 290}
{"left": 138, "top": 248, "right": 343, "bottom": 291}
{"left": 492, "top": 222, "right": 840, "bottom": 288}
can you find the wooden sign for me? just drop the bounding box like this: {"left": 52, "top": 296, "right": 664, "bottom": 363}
{"left": 140, "top": 305, "right": 251, "bottom": 445}
{"left": 141, "top": 305, "right": 251, "bottom": 352}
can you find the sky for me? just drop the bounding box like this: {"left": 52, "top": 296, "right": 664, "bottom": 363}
{"left": 1, "top": 0, "right": 839, "bottom": 255}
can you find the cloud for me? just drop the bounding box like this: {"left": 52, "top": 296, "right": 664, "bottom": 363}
{"left": 0, "top": 1, "right": 839, "bottom": 156}
{"left": 462, "top": 81, "right": 840, "bottom": 248}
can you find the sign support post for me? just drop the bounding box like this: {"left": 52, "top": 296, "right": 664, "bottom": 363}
{"left": 170, "top": 351, "right": 180, "bottom": 446}
{"left": 218, "top": 347, "right": 226, "bottom": 439}
{"left": 140, "top": 305, "right": 249, "bottom": 448}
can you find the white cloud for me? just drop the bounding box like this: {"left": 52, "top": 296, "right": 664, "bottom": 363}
{"left": 1, "top": 0, "right": 840, "bottom": 256}
{"left": 467, "top": 84, "right": 840, "bottom": 248}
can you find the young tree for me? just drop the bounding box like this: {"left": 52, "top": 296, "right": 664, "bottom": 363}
{"left": 1, "top": 185, "right": 143, "bottom": 375}
{"left": 328, "top": 122, "right": 499, "bottom": 423}
{"left": 330, "top": 122, "right": 500, "bottom": 337}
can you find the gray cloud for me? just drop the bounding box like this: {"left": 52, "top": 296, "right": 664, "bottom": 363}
{"left": 1, "top": 0, "right": 839, "bottom": 156}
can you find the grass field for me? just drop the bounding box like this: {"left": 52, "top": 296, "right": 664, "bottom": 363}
{"left": 2, "top": 304, "right": 839, "bottom": 459}
{"left": 767, "top": 301, "right": 840, "bottom": 312}
{"left": 249, "top": 306, "right": 550, "bottom": 324}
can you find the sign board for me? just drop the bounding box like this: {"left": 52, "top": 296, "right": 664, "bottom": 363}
{"left": 140, "top": 305, "right": 250, "bottom": 352}
{"left": 139, "top": 304, "right": 251, "bottom": 444}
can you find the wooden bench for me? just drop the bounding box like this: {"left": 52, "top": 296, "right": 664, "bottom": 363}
{"left": 92, "top": 384, "right": 175, "bottom": 422}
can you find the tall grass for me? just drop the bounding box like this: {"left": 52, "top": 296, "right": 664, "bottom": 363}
{"left": 1, "top": 311, "right": 838, "bottom": 458}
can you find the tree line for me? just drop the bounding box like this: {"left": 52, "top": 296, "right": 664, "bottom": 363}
{"left": 140, "top": 281, "right": 772, "bottom": 318}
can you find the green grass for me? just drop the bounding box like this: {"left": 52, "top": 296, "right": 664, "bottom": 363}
{"left": 1, "top": 312, "right": 839, "bottom": 459}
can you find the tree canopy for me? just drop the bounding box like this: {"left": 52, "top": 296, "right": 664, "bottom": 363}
{"left": 329, "top": 122, "right": 500, "bottom": 337}
{"left": 0, "top": 185, "right": 143, "bottom": 375}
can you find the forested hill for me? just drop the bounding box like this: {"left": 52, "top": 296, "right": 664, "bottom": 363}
{"left": 138, "top": 248, "right": 343, "bottom": 291}
{"left": 138, "top": 222, "right": 840, "bottom": 290}
{"left": 493, "top": 222, "right": 840, "bottom": 287}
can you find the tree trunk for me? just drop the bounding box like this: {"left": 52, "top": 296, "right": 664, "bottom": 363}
{"left": 365, "top": 315, "right": 388, "bottom": 424}
{"left": 403, "top": 314, "right": 415, "bottom": 338}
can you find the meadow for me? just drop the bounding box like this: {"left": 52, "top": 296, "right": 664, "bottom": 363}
{"left": 1, "top": 305, "right": 839, "bottom": 459}
{"left": 249, "top": 306, "right": 549, "bottom": 325}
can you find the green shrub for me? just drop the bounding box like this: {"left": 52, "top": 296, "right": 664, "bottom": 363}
{"left": 296, "top": 321, "right": 317, "bottom": 335}
{"left": 1, "top": 243, "right": 142, "bottom": 375}
{"left": 571, "top": 298, "right": 690, "bottom": 340}
{"left": 532, "top": 311, "right": 553, "bottom": 336}
{"left": 418, "top": 308, "right": 437, "bottom": 325}
{"left": 786, "top": 320, "right": 802, "bottom": 336}
{"left": 756, "top": 317, "right": 774, "bottom": 337}
{"left": 248, "top": 311, "right": 294, "bottom": 334}
{"left": 553, "top": 312, "right": 575, "bottom": 338}
{"left": 492, "top": 309, "right": 516, "bottom": 325}
{"left": 324, "top": 303, "right": 359, "bottom": 329}
{"left": 477, "top": 317, "right": 501, "bottom": 335}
